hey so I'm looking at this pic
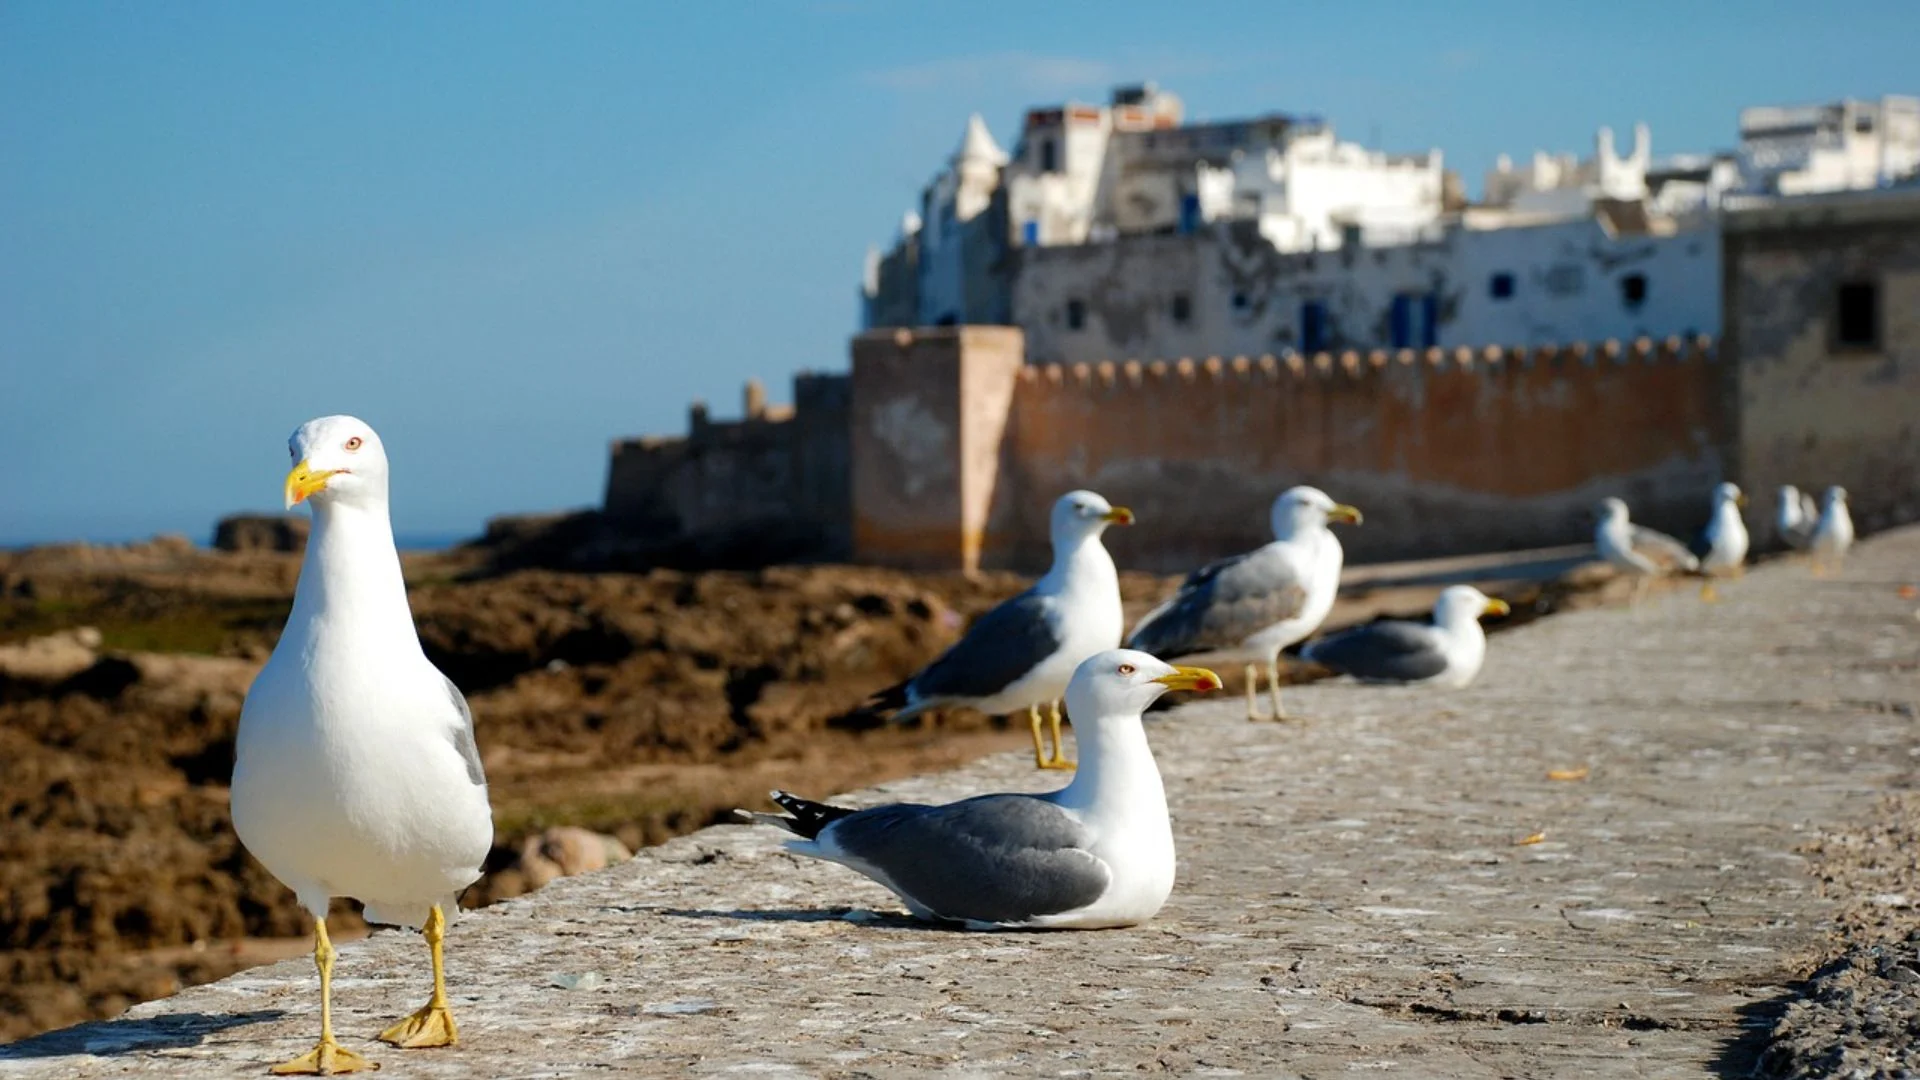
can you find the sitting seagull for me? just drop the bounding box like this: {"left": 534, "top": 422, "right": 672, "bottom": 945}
{"left": 1299, "top": 585, "right": 1510, "bottom": 689}
{"left": 231, "top": 416, "right": 493, "bottom": 1075}
{"left": 1125, "top": 486, "right": 1361, "bottom": 721}
{"left": 1775, "top": 484, "right": 1819, "bottom": 551}
{"left": 744, "top": 650, "right": 1220, "bottom": 929}
{"left": 1593, "top": 496, "right": 1699, "bottom": 607}
{"left": 1809, "top": 485, "right": 1855, "bottom": 576}
{"left": 1688, "top": 482, "right": 1750, "bottom": 601}
{"left": 869, "top": 490, "right": 1132, "bottom": 770}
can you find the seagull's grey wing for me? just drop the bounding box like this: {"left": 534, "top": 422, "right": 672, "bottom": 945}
{"left": 1629, "top": 525, "right": 1700, "bottom": 572}
{"left": 1127, "top": 548, "right": 1308, "bottom": 658}
{"left": 1687, "top": 522, "right": 1714, "bottom": 562}
{"left": 1301, "top": 620, "right": 1450, "bottom": 683}
{"left": 441, "top": 675, "right": 487, "bottom": 787}
{"left": 822, "top": 794, "right": 1109, "bottom": 925}
{"left": 908, "top": 589, "right": 1061, "bottom": 704}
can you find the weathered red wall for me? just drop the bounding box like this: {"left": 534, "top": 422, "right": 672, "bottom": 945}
{"left": 986, "top": 340, "right": 1730, "bottom": 571}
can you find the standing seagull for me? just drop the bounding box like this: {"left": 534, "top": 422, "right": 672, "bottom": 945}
{"left": 1689, "top": 482, "right": 1750, "bottom": 602}
{"left": 869, "top": 490, "right": 1132, "bottom": 770}
{"left": 744, "top": 650, "right": 1220, "bottom": 928}
{"left": 1775, "top": 484, "right": 1819, "bottom": 551}
{"left": 1299, "top": 585, "right": 1510, "bottom": 689}
{"left": 232, "top": 416, "right": 493, "bottom": 1075}
{"left": 1809, "top": 485, "right": 1855, "bottom": 576}
{"left": 1126, "top": 486, "right": 1361, "bottom": 721}
{"left": 1593, "top": 496, "right": 1699, "bottom": 607}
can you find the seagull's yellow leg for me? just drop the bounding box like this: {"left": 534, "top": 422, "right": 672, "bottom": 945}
{"left": 1267, "top": 660, "right": 1288, "bottom": 722}
{"left": 1700, "top": 579, "right": 1719, "bottom": 603}
{"left": 1038, "top": 700, "right": 1075, "bottom": 770}
{"left": 1028, "top": 704, "right": 1050, "bottom": 769}
{"left": 271, "top": 917, "right": 375, "bottom": 1075}
{"left": 1244, "top": 664, "right": 1260, "bottom": 722}
{"left": 378, "top": 904, "right": 459, "bottom": 1049}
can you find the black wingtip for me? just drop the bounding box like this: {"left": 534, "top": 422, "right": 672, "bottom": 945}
{"left": 865, "top": 679, "right": 911, "bottom": 713}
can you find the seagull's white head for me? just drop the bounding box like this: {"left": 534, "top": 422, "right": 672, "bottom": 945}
{"left": 1595, "top": 496, "right": 1631, "bottom": 526}
{"left": 1823, "top": 485, "right": 1849, "bottom": 507}
{"left": 1713, "top": 482, "right": 1747, "bottom": 508}
{"left": 1050, "top": 489, "right": 1134, "bottom": 545}
{"left": 1434, "top": 585, "right": 1511, "bottom": 626}
{"left": 284, "top": 415, "right": 390, "bottom": 512}
{"left": 1270, "top": 486, "right": 1363, "bottom": 540}
{"left": 1778, "top": 484, "right": 1800, "bottom": 504}
{"left": 1065, "top": 648, "right": 1221, "bottom": 722}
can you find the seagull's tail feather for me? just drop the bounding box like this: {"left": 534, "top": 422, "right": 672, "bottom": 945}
{"left": 735, "top": 790, "right": 861, "bottom": 840}
{"left": 862, "top": 677, "right": 912, "bottom": 714}
{"left": 858, "top": 678, "right": 944, "bottom": 725}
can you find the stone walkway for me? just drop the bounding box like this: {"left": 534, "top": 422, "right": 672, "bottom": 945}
{"left": 5, "top": 530, "right": 1917, "bottom": 1078}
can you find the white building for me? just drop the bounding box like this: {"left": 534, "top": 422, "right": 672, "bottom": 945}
{"left": 1737, "top": 96, "right": 1920, "bottom": 196}
{"left": 860, "top": 87, "right": 1918, "bottom": 365}
{"left": 913, "top": 114, "right": 1010, "bottom": 327}
{"left": 1483, "top": 124, "right": 1652, "bottom": 219}
{"left": 999, "top": 83, "right": 1445, "bottom": 253}
{"left": 1010, "top": 210, "right": 1719, "bottom": 367}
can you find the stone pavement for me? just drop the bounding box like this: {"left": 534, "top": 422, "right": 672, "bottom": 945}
{"left": 5, "top": 530, "right": 1917, "bottom": 1079}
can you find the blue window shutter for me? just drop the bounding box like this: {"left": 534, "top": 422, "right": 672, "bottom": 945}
{"left": 1420, "top": 293, "right": 1439, "bottom": 348}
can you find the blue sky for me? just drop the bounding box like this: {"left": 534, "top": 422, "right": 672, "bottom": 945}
{"left": 4, "top": 0, "right": 1917, "bottom": 545}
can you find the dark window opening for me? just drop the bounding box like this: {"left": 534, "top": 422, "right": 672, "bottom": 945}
{"left": 934, "top": 312, "right": 958, "bottom": 327}
{"left": 1389, "top": 292, "right": 1439, "bottom": 349}
{"left": 1171, "top": 293, "right": 1192, "bottom": 324}
{"left": 1836, "top": 280, "right": 1880, "bottom": 349}
{"left": 1854, "top": 114, "right": 1875, "bottom": 134}
{"left": 1621, "top": 273, "right": 1648, "bottom": 309}
{"left": 1490, "top": 272, "right": 1515, "bottom": 299}
{"left": 1039, "top": 139, "right": 1057, "bottom": 172}
{"left": 1178, "top": 194, "right": 1201, "bottom": 234}
{"left": 1065, "top": 299, "right": 1086, "bottom": 331}
{"left": 1231, "top": 291, "right": 1250, "bottom": 310}
{"left": 1300, "top": 300, "right": 1329, "bottom": 354}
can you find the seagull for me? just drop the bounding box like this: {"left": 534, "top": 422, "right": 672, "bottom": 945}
{"left": 1688, "top": 482, "right": 1750, "bottom": 601}
{"left": 231, "top": 416, "right": 493, "bottom": 1075}
{"left": 1809, "top": 485, "right": 1855, "bottom": 576}
{"left": 1593, "top": 496, "right": 1699, "bottom": 607}
{"left": 1299, "top": 585, "right": 1510, "bottom": 689}
{"left": 743, "top": 650, "right": 1220, "bottom": 929}
{"left": 867, "top": 490, "right": 1132, "bottom": 771}
{"left": 1125, "top": 486, "right": 1361, "bottom": 721}
{"left": 1775, "top": 484, "right": 1819, "bottom": 551}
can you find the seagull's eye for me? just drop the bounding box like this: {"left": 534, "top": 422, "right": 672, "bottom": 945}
{"left": 1117, "top": 663, "right": 1136, "bottom": 676}
{"left": 344, "top": 436, "right": 363, "bottom": 452}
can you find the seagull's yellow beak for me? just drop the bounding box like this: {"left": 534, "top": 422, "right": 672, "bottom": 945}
{"left": 1101, "top": 506, "right": 1136, "bottom": 525}
{"left": 1736, "top": 492, "right": 1749, "bottom": 507}
{"left": 1153, "top": 665, "right": 1222, "bottom": 693}
{"left": 1483, "top": 598, "right": 1511, "bottom": 617}
{"left": 1328, "top": 504, "right": 1364, "bottom": 526}
{"left": 285, "top": 460, "right": 338, "bottom": 509}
